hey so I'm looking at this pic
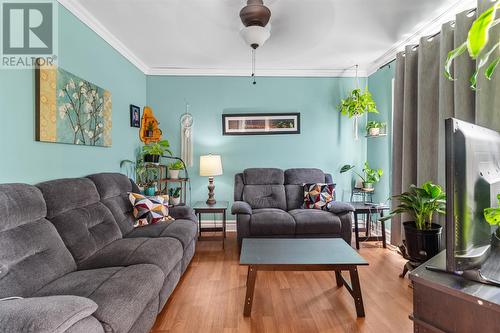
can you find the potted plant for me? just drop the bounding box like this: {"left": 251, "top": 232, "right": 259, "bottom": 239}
{"left": 144, "top": 182, "right": 157, "bottom": 196}
{"left": 168, "top": 160, "right": 184, "bottom": 179}
{"left": 338, "top": 88, "right": 378, "bottom": 139}
{"left": 484, "top": 194, "right": 500, "bottom": 247}
{"left": 382, "top": 182, "right": 446, "bottom": 262}
{"left": 145, "top": 121, "right": 155, "bottom": 138}
{"left": 340, "top": 162, "right": 383, "bottom": 190}
{"left": 169, "top": 187, "right": 181, "bottom": 206}
{"left": 142, "top": 140, "right": 172, "bottom": 164}
{"left": 445, "top": 3, "right": 499, "bottom": 89}
{"left": 366, "top": 121, "right": 385, "bottom": 136}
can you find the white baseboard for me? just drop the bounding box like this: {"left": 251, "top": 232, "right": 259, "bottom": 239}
{"left": 199, "top": 220, "right": 237, "bottom": 232}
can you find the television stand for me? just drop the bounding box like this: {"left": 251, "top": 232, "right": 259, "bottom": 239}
{"left": 410, "top": 249, "right": 500, "bottom": 332}
{"left": 426, "top": 266, "right": 500, "bottom": 287}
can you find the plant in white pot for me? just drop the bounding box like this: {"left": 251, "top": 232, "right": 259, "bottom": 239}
{"left": 168, "top": 160, "right": 184, "bottom": 179}
{"left": 484, "top": 194, "right": 500, "bottom": 246}
{"left": 169, "top": 187, "right": 181, "bottom": 206}
{"left": 340, "top": 162, "right": 383, "bottom": 191}
{"left": 366, "top": 121, "right": 385, "bottom": 136}
{"left": 381, "top": 182, "right": 446, "bottom": 262}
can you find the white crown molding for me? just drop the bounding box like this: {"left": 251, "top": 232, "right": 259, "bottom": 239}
{"left": 146, "top": 67, "right": 368, "bottom": 78}
{"left": 59, "top": 0, "right": 476, "bottom": 78}
{"left": 366, "top": 0, "right": 477, "bottom": 76}
{"left": 57, "top": 0, "right": 149, "bottom": 73}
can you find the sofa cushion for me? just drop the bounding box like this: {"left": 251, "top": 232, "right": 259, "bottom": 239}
{"left": 87, "top": 173, "right": 136, "bottom": 235}
{"left": 37, "top": 178, "right": 122, "bottom": 264}
{"left": 289, "top": 209, "right": 342, "bottom": 234}
{"left": 0, "top": 184, "right": 76, "bottom": 299}
{"left": 285, "top": 184, "right": 303, "bottom": 211}
{"left": 125, "top": 219, "right": 197, "bottom": 249}
{"left": 35, "top": 265, "right": 163, "bottom": 333}
{"left": 284, "top": 168, "right": 325, "bottom": 185}
{"left": 0, "top": 295, "right": 98, "bottom": 333}
{"left": 244, "top": 168, "right": 284, "bottom": 185}
{"left": 250, "top": 208, "right": 296, "bottom": 236}
{"left": 243, "top": 185, "right": 287, "bottom": 210}
{"left": 77, "top": 237, "right": 183, "bottom": 308}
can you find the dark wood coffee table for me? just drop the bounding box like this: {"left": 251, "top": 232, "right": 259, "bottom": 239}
{"left": 240, "top": 238, "right": 369, "bottom": 317}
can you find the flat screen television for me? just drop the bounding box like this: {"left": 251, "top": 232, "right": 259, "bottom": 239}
{"left": 445, "top": 118, "right": 500, "bottom": 273}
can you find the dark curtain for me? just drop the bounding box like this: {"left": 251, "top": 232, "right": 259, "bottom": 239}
{"left": 391, "top": 0, "right": 499, "bottom": 246}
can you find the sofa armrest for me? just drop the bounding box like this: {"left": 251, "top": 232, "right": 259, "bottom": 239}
{"left": 169, "top": 206, "right": 197, "bottom": 222}
{"left": 327, "top": 201, "right": 355, "bottom": 214}
{"left": 231, "top": 201, "right": 252, "bottom": 215}
{"left": 0, "top": 295, "right": 98, "bottom": 333}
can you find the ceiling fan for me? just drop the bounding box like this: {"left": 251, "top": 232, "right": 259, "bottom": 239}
{"left": 239, "top": 0, "right": 272, "bottom": 84}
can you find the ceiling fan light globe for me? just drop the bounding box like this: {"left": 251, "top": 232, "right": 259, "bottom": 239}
{"left": 240, "top": 25, "right": 271, "bottom": 49}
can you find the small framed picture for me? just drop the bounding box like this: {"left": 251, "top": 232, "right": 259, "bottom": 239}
{"left": 222, "top": 112, "right": 301, "bottom": 135}
{"left": 130, "top": 105, "right": 141, "bottom": 128}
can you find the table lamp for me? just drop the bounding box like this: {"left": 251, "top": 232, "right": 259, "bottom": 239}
{"left": 199, "top": 154, "right": 223, "bottom": 205}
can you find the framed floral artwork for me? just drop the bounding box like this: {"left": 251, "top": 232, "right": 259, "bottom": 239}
{"left": 35, "top": 65, "right": 112, "bottom": 147}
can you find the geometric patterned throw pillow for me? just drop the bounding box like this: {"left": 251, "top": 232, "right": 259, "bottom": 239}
{"left": 128, "top": 193, "right": 174, "bottom": 228}
{"left": 303, "top": 183, "right": 335, "bottom": 210}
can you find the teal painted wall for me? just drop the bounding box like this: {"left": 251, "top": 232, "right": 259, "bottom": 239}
{"left": 367, "top": 64, "right": 395, "bottom": 205}
{"left": 0, "top": 5, "right": 145, "bottom": 184}
{"left": 147, "top": 76, "right": 369, "bottom": 213}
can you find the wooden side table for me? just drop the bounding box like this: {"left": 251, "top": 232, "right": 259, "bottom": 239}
{"left": 350, "top": 202, "right": 390, "bottom": 250}
{"left": 193, "top": 201, "right": 228, "bottom": 248}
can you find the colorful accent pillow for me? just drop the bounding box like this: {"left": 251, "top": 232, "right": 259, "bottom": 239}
{"left": 303, "top": 183, "right": 335, "bottom": 210}
{"left": 128, "top": 193, "right": 174, "bottom": 227}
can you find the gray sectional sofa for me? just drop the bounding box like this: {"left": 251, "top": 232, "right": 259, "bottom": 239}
{"left": 232, "top": 168, "right": 354, "bottom": 246}
{"left": 0, "top": 173, "right": 197, "bottom": 333}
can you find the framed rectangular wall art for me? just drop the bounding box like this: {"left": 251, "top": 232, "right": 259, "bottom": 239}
{"left": 222, "top": 113, "right": 300, "bottom": 135}
{"left": 36, "top": 65, "right": 112, "bottom": 147}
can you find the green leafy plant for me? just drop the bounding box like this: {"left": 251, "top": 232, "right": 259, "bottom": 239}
{"left": 445, "top": 3, "right": 500, "bottom": 89}
{"left": 120, "top": 154, "right": 158, "bottom": 187}
{"left": 381, "top": 182, "right": 446, "bottom": 230}
{"left": 142, "top": 140, "right": 172, "bottom": 157}
{"left": 340, "top": 162, "right": 383, "bottom": 184}
{"left": 168, "top": 160, "right": 184, "bottom": 170}
{"left": 366, "top": 121, "right": 384, "bottom": 130}
{"left": 169, "top": 187, "right": 182, "bottom": 198}
{"left": 338, "top": 88, "right": 379, "bottom": 118}
{"left": 484, "top": 194, "right": 500, "bottom": 238}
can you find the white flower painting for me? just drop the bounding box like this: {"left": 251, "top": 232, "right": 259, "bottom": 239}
{"left": 36, "top": 66, "right": 112, "bottom": 147}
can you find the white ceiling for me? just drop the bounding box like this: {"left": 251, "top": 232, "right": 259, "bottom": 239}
{"left": 60, "top": 0, "right": 476, "bottom": 76}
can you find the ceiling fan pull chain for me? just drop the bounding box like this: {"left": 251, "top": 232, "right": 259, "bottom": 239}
{"left": 252, "top": 48, "right": 256, "bottom": 85}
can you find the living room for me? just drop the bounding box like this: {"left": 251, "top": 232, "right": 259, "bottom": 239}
{"left": 0, "top": 0, "right": 499, "bottom": 332}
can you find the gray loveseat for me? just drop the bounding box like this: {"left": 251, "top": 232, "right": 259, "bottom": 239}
{"left": 0, "top": 173, "right": 197, "bottom": 333}
{"left": 232, "top": 168, "right": 354, "bottom": 246}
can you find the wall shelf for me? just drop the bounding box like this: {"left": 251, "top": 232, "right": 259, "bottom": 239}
{"left": 365, "top": 133, "right": 387, "bottom": 138}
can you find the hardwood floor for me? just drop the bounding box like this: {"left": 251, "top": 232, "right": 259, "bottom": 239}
{"left": 151, "top": 234, "right": 413, "bottom": 333}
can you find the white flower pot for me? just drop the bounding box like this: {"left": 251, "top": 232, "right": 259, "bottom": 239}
{"left": 168, "top": 169, "right": 180, "bottom": 179}
{"left": 170, "top": 196, "right": 181, "bottom": 206}
{"left": 368, "top": 128, "right": 380, "bottom": 136}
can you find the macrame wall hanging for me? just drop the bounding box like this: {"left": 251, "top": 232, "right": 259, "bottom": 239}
{"left": 180, "top": 103, "right": 194, "bottom": 167}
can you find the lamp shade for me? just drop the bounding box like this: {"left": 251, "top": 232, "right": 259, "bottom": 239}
{"left": 240, "top": 25, "right": 270, "bottom": 48}
{"left": 199, "top": 154, "right": 223, "bottom": 176}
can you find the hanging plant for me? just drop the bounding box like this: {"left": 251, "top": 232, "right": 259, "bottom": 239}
{"left": 338, "top": 88, "right": 379, "bottom": 118}
{"left": 444, "top": 3, "right": 499, "bottom": 89}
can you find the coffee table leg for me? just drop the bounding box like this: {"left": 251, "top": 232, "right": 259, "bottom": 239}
{"left": 334, "top": 270, "right": 343, "bottom": 287}
{"left": 244, "top": 265, "right": 257, "bottom": 317}
{"left": 349, "top": 267, "right": 365, "bottom": 317}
